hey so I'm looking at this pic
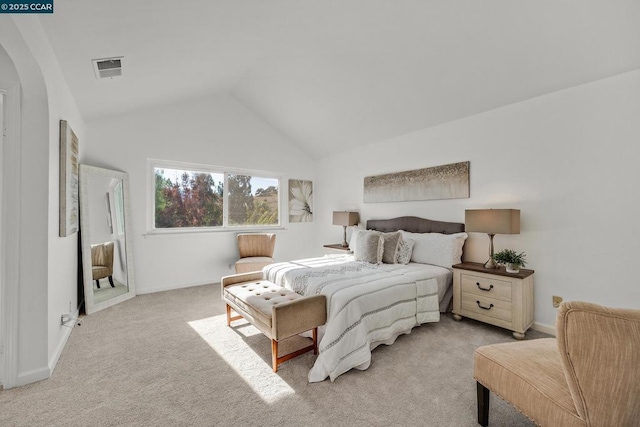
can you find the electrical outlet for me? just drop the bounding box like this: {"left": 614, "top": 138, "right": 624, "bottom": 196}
{"left": 69, "top": 301, "right": 73, "bottom": 313}
{"left": 552, "top": 295, "right": 563, "bottom": 308}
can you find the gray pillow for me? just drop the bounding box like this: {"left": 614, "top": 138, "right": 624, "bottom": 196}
{"left": 354, "top": 232, "right": 384, "bottom": 264}
{"left": 380, "top": 231, "right": 402, "bottom": 264}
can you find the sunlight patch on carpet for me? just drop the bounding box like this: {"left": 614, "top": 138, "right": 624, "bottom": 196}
{"left": 188, "top": 315, "right": 295, "bottom": 403}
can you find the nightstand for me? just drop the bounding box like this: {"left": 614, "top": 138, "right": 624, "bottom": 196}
{"left": 323, "top": 244, "right": 352, "bottom": 254}
{"left": 452, "top": 262, "right": 534, "bottom": 339}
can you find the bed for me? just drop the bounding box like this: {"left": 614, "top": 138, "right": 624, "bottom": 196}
{"left": 263, "top": 216, "right": 466, "bottom": 382}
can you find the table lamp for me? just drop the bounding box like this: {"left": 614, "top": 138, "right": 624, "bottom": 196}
{"left": 333, "top": 211, "right": 360, "bottom": 247}
{"left": 465, "top": 209, "right": 520, "bottom": 269}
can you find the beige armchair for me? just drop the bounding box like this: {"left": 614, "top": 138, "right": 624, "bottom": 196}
{"left": 91, "top": 241, "right": 115, "bottom": 289}
{"left": 234, "top": 233, "right": 276, "bottom": 274}
{"left": 474, "top": 301, "right": 640, "bottom": 426}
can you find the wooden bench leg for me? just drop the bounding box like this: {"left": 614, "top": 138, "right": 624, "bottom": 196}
{"left": 271, "top": 329, "right": 320, "bottom": 372}
{"left": 225, "top": 304, "right": 244, "bottom": 326}
{"left": 477, "top": 381, "right": 490, "bottom": 426}
{"left": 272, "top": 340, "right": 279, "bottom": 372}
{"left": 313, "top": 327, "right": 318, "bottom": 354}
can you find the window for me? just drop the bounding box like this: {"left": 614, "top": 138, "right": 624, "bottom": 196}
{"left": 228, "top": 174, "right": 279, "bottom": 226}
{"left": 150, "top": 160, "right": 280, "bottom": 232}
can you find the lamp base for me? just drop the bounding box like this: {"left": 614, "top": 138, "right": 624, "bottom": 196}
{"left": 341, "top": 226, "right": 349, "bottom": 247}
{"left": 484, "top": 233, "right": 499, "bottom": 269}
{"left": 483, "top": 258, "right": 499, "bottom": 269}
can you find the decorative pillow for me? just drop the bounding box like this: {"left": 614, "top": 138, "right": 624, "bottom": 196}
{"left": 380, "top": 231, "right": 402, "bottom": 264}
{"left": 354, "top": 233, "right": 384, "bottom": 264}
{"left": 395, "top": 237, "right": 415, "bottom": 265}
{"left": 399, "top": 231, "right": 468, "bottom": 268}
{"left": 349, "top": 228, "right": 379, "bottom": 254}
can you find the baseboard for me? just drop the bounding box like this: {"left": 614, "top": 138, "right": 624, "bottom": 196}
{"left": 136, "top": 279, "right": 215, "bottom": 295}
{"left": 532, "top": 321, "right": 556, "bottom": 336}
{"left": 48, "top": 306, "right": 80, "bottom": 379}
{"left": 15, "top": 366, "right": 50, "bottom": 387}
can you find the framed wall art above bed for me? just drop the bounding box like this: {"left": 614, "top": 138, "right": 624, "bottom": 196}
{"left": 363, "top": 161, "right": 470, "bottom": 203}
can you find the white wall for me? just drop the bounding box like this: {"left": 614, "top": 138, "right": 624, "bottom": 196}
{"left": 315, "top": 69, "right": 640, "bottom": 330}
{"left": 1, "top": 16, "right": 85, "bottom": 386}
{"left": 16, "top": 17, "right": 86, "bottom": 378}
{"left": 85, "top": 94, "right": 317, "bottom": 293}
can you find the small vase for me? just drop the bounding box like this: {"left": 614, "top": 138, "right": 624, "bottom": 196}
{"left": 506, "top": 263, "right": 520, "bottom": 274}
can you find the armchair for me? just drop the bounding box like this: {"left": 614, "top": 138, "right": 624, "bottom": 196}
{"left": 91, "top": 241, "right": 115, "bottom": 289}
{"left": 474, "top": 301, "right": 640, "bottom": 426}
{"left": 234, "top": 233, "right": 276, "bottom": 274}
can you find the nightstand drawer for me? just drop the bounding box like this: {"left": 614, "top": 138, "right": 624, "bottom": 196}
{"left": 461, "top": 273, "right": 512, "bottom": 303}
{"left": 461, "top": 293, "right": 512, "bottom": 323}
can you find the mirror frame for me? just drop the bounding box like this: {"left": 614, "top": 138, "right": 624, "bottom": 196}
{"left": 80, "top": 164, "right": 136, "bottom": 314}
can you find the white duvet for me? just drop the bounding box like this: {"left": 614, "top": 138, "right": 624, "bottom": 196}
{"left": 263, "top": 255, "right": 452, "bottom": 382}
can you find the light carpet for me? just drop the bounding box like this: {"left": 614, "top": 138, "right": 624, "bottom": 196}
{"left": 0, "top": 283, "right": 549, "bottom": 426}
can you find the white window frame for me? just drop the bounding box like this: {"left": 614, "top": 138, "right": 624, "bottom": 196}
{"left": 147, "top": 159, "right": 284, "bottom": 234}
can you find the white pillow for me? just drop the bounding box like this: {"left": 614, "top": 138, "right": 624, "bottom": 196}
{"left": 399, "top": 231, "right": 468, "bottom": 268}
{"left": 346, "top": 225, "right": 363, "bottom": 248}
{"left": 396, "top": 237, "right": 415, "bottom": 265}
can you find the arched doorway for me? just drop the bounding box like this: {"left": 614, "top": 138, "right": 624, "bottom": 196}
{"left": 0, "top": 23, "right": 48, "bottom": 388}
{"left": 0, "top": 60, "right": 21, "bottom": 390}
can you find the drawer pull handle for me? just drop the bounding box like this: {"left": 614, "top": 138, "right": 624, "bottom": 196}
{"left": 476, "top": 301, "right": 494, "bottom": 310}
{"left": 476, "top": 282, "right": 493, "bottom": 291}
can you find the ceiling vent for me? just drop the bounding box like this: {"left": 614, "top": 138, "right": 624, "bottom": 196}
{"left": 92, "top": 57, "right": 123, "bottom": 79}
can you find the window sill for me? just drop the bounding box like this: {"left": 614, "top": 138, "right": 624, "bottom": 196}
{"left": 143, "top": 226, "right": 286, "bottom": 237}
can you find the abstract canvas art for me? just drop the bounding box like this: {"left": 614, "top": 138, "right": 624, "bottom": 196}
{"left": 288, "top": 179, "right": 313, "bottom": 222}
{"left": 59, "top": 120, "right": 80, "bottom": 236}
{"left": 364, "top": 161, "right": 470, "bottom": 203}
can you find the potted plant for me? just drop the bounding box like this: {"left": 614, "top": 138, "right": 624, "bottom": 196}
{"left": 492, "top": 249, "right": 527, "bottom": 273}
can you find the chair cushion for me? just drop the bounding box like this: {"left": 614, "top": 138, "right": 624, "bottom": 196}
{"left": 474, "top": 338, "right": 586, "bottom": 427}
{"left": 224, "top": 280, "right": 302, "bottom": 336}
{"left": 92, "top": 266, "right": 111, "bottom": 280}
{"left": 235, "top": 257, "right": 274, "bottom": 274}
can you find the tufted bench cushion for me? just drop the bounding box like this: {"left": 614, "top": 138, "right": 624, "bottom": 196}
{"left": 221, "top": 271, "right": 327, "bottom": 372}
{"left": 224, "top": 279, "right": 304, "bottom": 337}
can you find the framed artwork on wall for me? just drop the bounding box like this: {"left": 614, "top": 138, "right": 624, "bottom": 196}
{"left": 59, "top": 120, "right": 80, "bottom": 236}
{"left": 363, "top": 161, "right": 470, "bottom": 203}
{"left": 288, "top": 179, "right": 313, "bottom": 222}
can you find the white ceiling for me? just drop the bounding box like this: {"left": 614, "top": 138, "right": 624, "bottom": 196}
{"left": 39, "top": 1, "right": 640, "bottom": 158}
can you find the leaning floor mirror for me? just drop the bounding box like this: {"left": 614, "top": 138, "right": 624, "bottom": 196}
{"left": 80, "top": 164, "right": 136, "bottom": 314}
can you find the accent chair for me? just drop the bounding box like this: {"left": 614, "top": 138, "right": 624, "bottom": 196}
{"left": 474, "top": 301, "right": 640, "bottom": 426}
{"left": 234, "top": 233, "right": 276, "bottom": 274}
{"left": 91, "top": 241, "right": 115, "bottom": 289}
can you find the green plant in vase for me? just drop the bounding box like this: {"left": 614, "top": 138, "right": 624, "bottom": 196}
{"left": 492, "top": 249, "right": 527, "bottom": 273}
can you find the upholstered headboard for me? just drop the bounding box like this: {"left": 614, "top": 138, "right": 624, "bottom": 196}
{"left": 366, "top": 216, "right": 464, "bottom": 234}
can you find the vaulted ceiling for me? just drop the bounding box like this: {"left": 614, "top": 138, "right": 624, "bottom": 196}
{"left": 39, "top": 1, "right": 640, "bottom": 158}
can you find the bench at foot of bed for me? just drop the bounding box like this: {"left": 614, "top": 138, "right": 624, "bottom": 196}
{"left": 221, "top": 272, "right": 327, "bottom": 372}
